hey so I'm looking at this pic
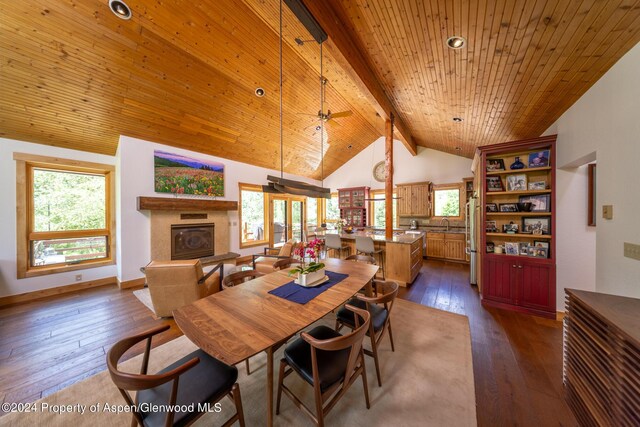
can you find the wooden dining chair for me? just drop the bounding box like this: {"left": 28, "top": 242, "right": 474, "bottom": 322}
{"left": 345, "top": 254, "right": 378, "bottom": 296}
{"left": 106, "top": 324, "right": 245, "bottom": 427}
{"left": 222, "top": 269, "right": 264, "bottom": 376}
{"left": 335, "top": 280, "right": 399, "bottom": 387}
{"left": 276, "top": 305, "right": 371, "bottom": 427}
{"left": 273, "top": 257, "right": 297, "bottom": 271}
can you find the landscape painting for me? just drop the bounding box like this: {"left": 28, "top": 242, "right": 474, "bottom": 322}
{"left": 154, "top": 150, "right": 224, "bottom": 197}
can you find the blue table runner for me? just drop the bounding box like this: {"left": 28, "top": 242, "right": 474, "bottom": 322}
{"left": 268, "top": 271, "right": 349, "bottom": 304}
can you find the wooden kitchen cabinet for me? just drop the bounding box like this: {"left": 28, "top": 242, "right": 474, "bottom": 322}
{"left": 426, "top": 232, "right": 467, "bottom": 262}
{"left": 396, "top": 182, "right": 431, "bottom": 217}
{"left": 386, "top": 238, "right": 423, "bottom": 287}
{"left": 444, "top": 234, "right": 466, "bottom": 261}
{"left": 426, "top": 232, "right": 445, "bottom": 258}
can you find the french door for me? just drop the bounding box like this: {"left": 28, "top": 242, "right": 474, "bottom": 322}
{"left": 269, "top": 195, "right": 305, "bottom": 247}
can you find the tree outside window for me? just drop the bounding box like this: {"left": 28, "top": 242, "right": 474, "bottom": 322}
{"left": 434, "top": 188, "right": 460, "bottom": 217}
{"left": 371, "top": 192, "right": 397, "bottom": 228}
{"left": 325, "top": 194, "right": 339, "bottom": 230}
{"left": 240, "top": 185, "right": 267, "bottom": 246}
{"left": 307, "top": 198, "right": 318, "bottom": 230}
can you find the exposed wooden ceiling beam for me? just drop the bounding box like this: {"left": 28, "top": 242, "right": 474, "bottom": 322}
{"left": 300, "top": 0, "right": 417, "bottom": 156}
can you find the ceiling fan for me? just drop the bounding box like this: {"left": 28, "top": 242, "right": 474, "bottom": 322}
{"left": 299, "top": 77, "right": 353, "bottom": 127}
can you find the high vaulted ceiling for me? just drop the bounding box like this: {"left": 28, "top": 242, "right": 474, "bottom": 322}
{"left": 2, "top": 0, "right": 640, "bottom": 177}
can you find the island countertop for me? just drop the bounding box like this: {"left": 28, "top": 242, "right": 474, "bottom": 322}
{"left": 316, "top": 230, "right": 423, "bottom": 245}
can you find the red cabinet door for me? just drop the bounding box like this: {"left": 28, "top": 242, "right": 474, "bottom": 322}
{"left": 482, "top": 256, "right": 516, "bottom": 304}
{"left": 518, "top": 261, "right": 555, "bottom": 312}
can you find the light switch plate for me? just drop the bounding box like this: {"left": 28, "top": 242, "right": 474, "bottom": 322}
{"left": 603, "top": 205, "right": 613, "bottom": 220}
{"left": 624, "top": 242, "right": 640, "bottom": 261}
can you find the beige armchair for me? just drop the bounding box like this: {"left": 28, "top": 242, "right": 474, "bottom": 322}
{"left": 143, "top": 260, "right": 222, "bottom": 317}
{"left": 252, "top": 240, "right": 297, "bottom": 274}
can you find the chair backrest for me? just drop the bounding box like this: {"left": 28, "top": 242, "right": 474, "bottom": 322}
{"left": 355, "top": 236, "right": 375, "bottom": 254}
{"left": 107, "top": 325, "right": 200, "bottom": 427}
{"left": 359, "top": 280, "right": 399, "bottom": 316}
{"left": 145, "top": 259, "right": 214, "bottom": 317}
{"left": 273, "top": 257, "right": 296, "bottom": 271}
{"left": 345, "top": 254, "right": 377, "bottom": 264}
{"left": 324, "top": 233, "right": 342, "bottom": 250}
{"left": 223, "top": 269, "right": 264, "bottom": 288}
{"left": 301, "top": 305, "right": 371, "bottom": 391}
{"left": 278, "top": 239, "right": 295, "bottom": 257}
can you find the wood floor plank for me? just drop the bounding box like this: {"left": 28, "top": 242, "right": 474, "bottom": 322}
{"left": 0, "top": 260, "right": 577, "bottom": 425}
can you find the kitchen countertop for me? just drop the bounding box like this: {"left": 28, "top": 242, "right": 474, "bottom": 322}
{"left": 316, "top": 230, "right": 423, "bottom": 245}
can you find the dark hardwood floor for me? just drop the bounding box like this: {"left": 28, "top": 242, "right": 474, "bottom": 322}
{"left": 0, "top": 260, "right": 577, "bottom": 426}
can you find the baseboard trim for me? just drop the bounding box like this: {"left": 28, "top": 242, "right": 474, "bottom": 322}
{"left": 118, "top": 277, "right": 146, "bottom": 290}
{"left": 0, "top": 276, "right": 117, "bottom": 307}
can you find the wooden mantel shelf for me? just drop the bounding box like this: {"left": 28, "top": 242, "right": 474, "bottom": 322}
{"left": 137, "top": 196, "right": 238, "bottom": 211}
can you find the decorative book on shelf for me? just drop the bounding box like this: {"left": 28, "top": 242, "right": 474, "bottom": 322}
{"left": 475, "top": 135, "right": 557, "bottom": 318}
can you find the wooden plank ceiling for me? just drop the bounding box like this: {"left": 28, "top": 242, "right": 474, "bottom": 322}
{"left": 0, "top": 0, "right": 383, "bottom": 179}
{"left": 328, "top": 0, "right": 640, "bottom": 157}
{"left": 2, "top": 1, "right": 640, "bottom": 176}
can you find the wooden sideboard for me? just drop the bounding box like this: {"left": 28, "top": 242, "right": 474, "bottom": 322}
{"left": 564, "top": 289, "right": 640, "bottom": 426}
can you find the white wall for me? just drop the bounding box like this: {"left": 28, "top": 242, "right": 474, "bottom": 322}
{"left": 0, "top": 138, "right": 117, "bottom": 298}
{"left": 117, "top": 135, "right": 320, "bottom": 282}
{"left": 550, "top": 42, "right": 640, "bottom": 301}
{"left": 324, "top": 137, "right": 473, "bottom": 190}
{"left": 555, "top": 165, "right": 597, "bottom": 309}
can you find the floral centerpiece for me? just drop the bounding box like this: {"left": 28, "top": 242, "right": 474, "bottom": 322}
{"left": 337, "top": 218, "right": 348, "bottom": 234}
{"left": 289, "top": 238, "right": 326, "bottom": 287}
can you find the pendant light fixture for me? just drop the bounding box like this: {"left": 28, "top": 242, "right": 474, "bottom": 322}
{"left": 262, "top": 0, "right": 331, "bottom": 199}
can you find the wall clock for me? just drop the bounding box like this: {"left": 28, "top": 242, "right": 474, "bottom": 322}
{"left": 373, "top": 161, "right": 386, "bottom": 182}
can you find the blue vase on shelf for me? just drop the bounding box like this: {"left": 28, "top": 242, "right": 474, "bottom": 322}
{"left": 510, "top": 156, "right": 525, "bottom": 170}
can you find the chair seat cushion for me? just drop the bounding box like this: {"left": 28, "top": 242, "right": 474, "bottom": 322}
{"left": 254, "top": 257, "right": 278, "bottom": 274}
{"left": 137, "top": 349, "right": 237, "bottom": 427}
{"left": 284, "top": 325, "right": 349, "bottom": 392}
{"left": 336, "top": 298, "right": 388, "bottom": 333}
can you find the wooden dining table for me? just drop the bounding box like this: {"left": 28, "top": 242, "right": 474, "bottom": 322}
{"left": 173, "top": 257, "right": 378, "bottom": 426}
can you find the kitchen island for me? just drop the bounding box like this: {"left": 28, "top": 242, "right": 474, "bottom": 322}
{"left": 317, "top": 230, "right": 423, "bottom": 287}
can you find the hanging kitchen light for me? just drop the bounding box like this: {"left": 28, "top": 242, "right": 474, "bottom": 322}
{"left": 262, "top": 0, "right": 331, "bottom": 199}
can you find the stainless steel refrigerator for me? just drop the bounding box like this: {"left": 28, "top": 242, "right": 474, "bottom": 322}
{"left": 465, "top": 195, "right": 478, "bottom": 285}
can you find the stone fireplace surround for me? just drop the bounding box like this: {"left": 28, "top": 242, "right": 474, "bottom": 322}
{"left": 150, "top": 211, "right": 230, "bottom": 262}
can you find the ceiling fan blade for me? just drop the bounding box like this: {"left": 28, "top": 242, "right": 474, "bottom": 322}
{"left": 328, "top": 110, "right": 353, "bottom": 119}
{"left": 326, "top": 119, "right": 340, "bottom": 128}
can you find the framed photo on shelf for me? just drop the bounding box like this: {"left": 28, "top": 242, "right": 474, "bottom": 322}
{"left": 528, "top": 181, "right": 546, "bottom": 190}
{"left": 486, "top": 159, "right": 505, "bottom": 172}
{"left": 533, "top": 240, "right": 549, "bottom": 250}
{"left": 486, "top": 242, "right": 495, "bottom": 253}
{"left": 503, "top": 222, "right": 519, "bottom": 233}
{"left": 506, "top": 174, "right": 527, "bottom": 191}
{"left": 499, "top": 203, "right": 519, "bottom": 212}
{"left": 486, "top": 203, "right": 498, "bottom": 212}
{"left": 528, "top": 150, "right": 550, "bottom": 168}
{"left": 528, "top": 246, "right": 548, "bottom": 258}
{"left": 519, "top": 242, "right": 530, "bottom": 256}
{"left": 505, "top": 242, "right": 519, "bottom": 256}
{"left": 522, "top": 217, "right": 551, "bottom": 234}
{"left": 486, "top": 176, "right": 504, "bottom": 192}
{"left": 519, "top": 194, "right": 550, "bottom": 212}
{"left": 486, "top": 220, "right": 498, "bottom": 232}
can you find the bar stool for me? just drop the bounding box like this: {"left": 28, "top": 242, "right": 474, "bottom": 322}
{"left": 355, "top": 236, "right": 385, "bottom": 279}
{"left": 324, "top": 234, "right": 351, "bottom": 259}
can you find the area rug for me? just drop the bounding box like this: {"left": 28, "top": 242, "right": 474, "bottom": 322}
{"left": 132, "top": 288, "right": 154, "bottom": 313}
{"left": 1, "top": 299, "right": 476, "bottom": 426}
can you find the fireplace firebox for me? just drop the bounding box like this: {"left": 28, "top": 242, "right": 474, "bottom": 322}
{"left": 170, "top": 223, "right": 215, "bottom": 260}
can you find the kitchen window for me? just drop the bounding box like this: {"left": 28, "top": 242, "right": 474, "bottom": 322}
{"left": 15, "top": 153, "right": 115, "bottom": 278}
{"left": 432, "top": 183, "right": 463, "bottom": 219}
{"left": 369, "top": 190, "right": 398, "bottom": 228}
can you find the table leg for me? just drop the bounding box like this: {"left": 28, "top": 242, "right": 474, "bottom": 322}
{"left": 267, "top": 346, "right": 274, "bottom": 427}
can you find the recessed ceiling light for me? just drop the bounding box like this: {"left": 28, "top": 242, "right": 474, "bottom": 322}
{"left": 347, "top": 144, "right": 353, "bottom": 149}
{"left": 315, "top": 125, "right": 321, "bottom": 131}
{"left": 455, "top": 147, "right": 462, "bottom": 151}
{"left": 446, "top": 36, "right": 466, "bottom": 49}
{"left": 453, "top": 117, "right": 463, "bottom": 122}
{"left": 108, "top": 0, "right": 132, "bottom": 20}
{"left": 255, "top": 87, "right": 265, "bottom": 97}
